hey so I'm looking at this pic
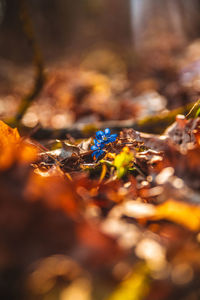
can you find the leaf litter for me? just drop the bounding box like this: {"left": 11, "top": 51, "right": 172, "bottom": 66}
{"left": 2, "top": 51, "right": 200, "bottom": 300}
{"left": 1, "top": 105, "right": 200, "bottom": 300}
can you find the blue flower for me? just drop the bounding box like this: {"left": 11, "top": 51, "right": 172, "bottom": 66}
{"left": 103, "top": 128, "right": 118, "bottom": 144}
{"left": 91, "top": 147, "right": 104, "bottom": 159}
{"left": 91, "top": 141, "right": 104, "bottom": 159}
{"left": 91, "top": 128, "right": 117, "bottom": 159}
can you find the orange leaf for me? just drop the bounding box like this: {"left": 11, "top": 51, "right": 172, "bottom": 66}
{"left": 17, "top": 142, "right": 38, "bottom": 164}
{"left": 0, "top": 120, "right": 20, "bottom": 169}
{"left": 26, "top": 171, "right": 79, "bottom": 218}
{"left": 0, "top": 121, "right": 38, "bottom": 169}
{"left": 154, "top": 199, "right": 200, "bottom": 231}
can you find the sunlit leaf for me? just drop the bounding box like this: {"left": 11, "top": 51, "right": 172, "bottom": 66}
{"left": 26, "top": 172, "right": 78, "bottom": 217}
{"left": 18, "top": 142, "right": 38, "bottom": 164}
{"left": 99, "top": 163, "right": 107, "bottom": 183}
{"left": 106, "top": 263, "right": 150, "bottom": 300}
{"left": 114, "top": 147, "right": 133, "bottom": 178}
{"left": 0, "top": 120, "right": 20, "bottom": 169}
{"left": 0, "top": 121, "right": 38, "bottom": 168}
{"left": 154, "top": 199, "right": 200, "bottom": 231}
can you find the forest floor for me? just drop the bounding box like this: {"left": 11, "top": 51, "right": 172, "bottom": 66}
{"left": 1, "top": 40, "right": 200, "bottom": 300}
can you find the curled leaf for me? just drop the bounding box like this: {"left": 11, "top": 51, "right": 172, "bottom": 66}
{"left": 114, "top": 147, "right": 133, "bottom": 178}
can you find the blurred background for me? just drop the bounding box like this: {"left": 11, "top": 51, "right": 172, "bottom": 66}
{"left": 1, "top": 0, "right": 200, "bottom": 129}
{"left": 0, "top": 0, "right": 200, "bottom": 62}
{"left": 2, "top": 2, "right": 200, "bottom": 300}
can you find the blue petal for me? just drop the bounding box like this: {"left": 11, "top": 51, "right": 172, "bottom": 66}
{"left": 104, "top": 134, "right": 117, "bottom": 144}
{"left": 95, "top": 140, "right": 105, "bottom": 149}
{"left": 109, "top": 134, "right": 117, "bottom": 142}
{"left": 96, "top": 130, "right": 105, "bottom": 140}
{"left": 103, "top": 140, "right": 109, "bottom": 145}
{"left": 91, "top": 145, "right": 98, "bottom": 150}
{"left": 94, "top": 139, "right": 102, "bottom": 147}
{"left": 99, "top": 142, "right": 105, "bottom": 149}
{"left": 92, "top": 150, "right": 97, "bottom": 158}
{"left": 95, "top": 150, "right": 104, "bottom": 158}
{"left": 92, "top": 149, "right": 104, "bottom": 159}
{"left": 104, "top": 128, "right": 111, "bottom": 136}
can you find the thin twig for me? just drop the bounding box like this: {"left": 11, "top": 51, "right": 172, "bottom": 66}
{"left": 10, "top": 0, "right": 45, "bottom": 126}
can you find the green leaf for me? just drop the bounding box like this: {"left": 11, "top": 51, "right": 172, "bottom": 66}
{"left": 114, "top": 148, "right": 133, "bottom": 178}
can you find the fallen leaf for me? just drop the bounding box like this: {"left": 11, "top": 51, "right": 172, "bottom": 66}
{"left": 154, "top": 199, "right": 200, "bottom": 231}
